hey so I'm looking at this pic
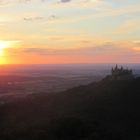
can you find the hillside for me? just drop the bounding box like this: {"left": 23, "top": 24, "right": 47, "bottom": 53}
{"left": 0, "top": 76, "right": 140, "bottom": 140}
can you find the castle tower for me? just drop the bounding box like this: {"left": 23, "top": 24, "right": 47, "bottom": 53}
{"left": 110, "top": 65, "right": 134, "bottom": 80}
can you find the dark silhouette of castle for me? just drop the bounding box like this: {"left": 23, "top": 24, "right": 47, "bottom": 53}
{"left": 110, "top": 65, "right": 134, "bottom": 80}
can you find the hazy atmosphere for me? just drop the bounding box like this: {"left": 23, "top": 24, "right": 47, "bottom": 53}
{"left": 0, "top": 0, "right": 140, "bottom": 64}
{"left": 0, "top": 1, "right": 140, "bottom": 140}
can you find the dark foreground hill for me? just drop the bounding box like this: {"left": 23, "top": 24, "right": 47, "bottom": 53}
{"left": 0, "top": 76, "right": 140, "bottom": 140}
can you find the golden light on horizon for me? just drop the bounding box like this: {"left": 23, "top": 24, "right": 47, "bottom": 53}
{"left": 0, "top": 41, "right": 10, "bottom": 64}
{"left": 133, "top": 47, "right": 140, "bottom": 51}
{"left": 0, "top": 40, "right": 21, "bottom": 56}
{"left": 0, "top": 40, "right": 22, "bottom": 64}
{"left": 0, "top": 40, "right": 13, "bottom": 55}
{"left": 0, "top": 40, "right": 19, "bottom": 64}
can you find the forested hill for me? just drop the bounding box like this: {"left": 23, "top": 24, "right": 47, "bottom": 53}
{"left": 0, "top": 76, "right": 140, "bottom": 140}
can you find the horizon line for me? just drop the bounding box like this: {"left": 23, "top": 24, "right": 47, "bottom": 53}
{"left": 0, "top": 63, "right": 140, "bottom": 65}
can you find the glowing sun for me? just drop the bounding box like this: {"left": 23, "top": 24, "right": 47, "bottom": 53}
{"left": 0, "top": 41, "right": 10, "bottom": 48}
{"left": 0, "top": 40, "right": 18, "bottom": 57}
{"left": 0, "top": 41, "right": 11, "bottom": 55}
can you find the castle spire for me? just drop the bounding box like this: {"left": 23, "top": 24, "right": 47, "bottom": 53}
{"left": 110, "top": 65, "right": 134, "bottom": 80}
{"left": 115, "top": 64, "right": 118, "bottom": 70}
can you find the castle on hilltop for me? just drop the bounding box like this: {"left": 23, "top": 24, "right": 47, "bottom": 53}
{"left": 110, "top": 65, "right": 134, "bottom": 80}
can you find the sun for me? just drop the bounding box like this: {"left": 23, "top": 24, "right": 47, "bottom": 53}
{"left": 0, "top": 41, "right": 10, "bottom": 49}
{"left": 0, "top": 41, "right": 11, "bottom": 56}
{"left": 0, "top": 40, "right": 21, "bottom": 64}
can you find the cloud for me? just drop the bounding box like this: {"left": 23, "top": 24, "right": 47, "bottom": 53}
{"left": 23, "top": 14, "right": 58, "bottom": 22}
{"left": 116, "top": 17, "right": 140, "bottom": 33}
{"left": 58, "top": 0, "right": 71, "bottom": 3}
{"left": 133, "top": 40, "right": 140, "bottom": 45}
{"left": 24, "top": 16, "right": 44, "bottom": 21}
{"left": 133, "top": 47, "right": 140, "bottom": 51}
{"left": 41, "top": 2, "right": 140, "bottom": 26}
{"left": 48, "top": 15, "right": 58, "bottom": 21}
{"left": 16, "top": 42, "right": 121, "bottom": 56}
{"left": 0, "top": 0, "right": 13, "bottom": 6}
{"left": 0, "top": 0, "right": 46, "bottom": 6}
{"left": 4, "top": 41, "right": 140, "bottom": 63}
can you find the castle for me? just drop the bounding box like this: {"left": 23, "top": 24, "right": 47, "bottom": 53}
{"left": 110, "top": 65, "right": 134, "bottom": 80}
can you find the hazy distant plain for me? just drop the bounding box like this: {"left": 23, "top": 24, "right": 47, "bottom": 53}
{"left": 0, "top": 64, "right": 140, "bottom": 102}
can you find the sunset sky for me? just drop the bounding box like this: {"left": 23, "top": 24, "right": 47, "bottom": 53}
{"left": 0, "top": 0, "right": 140, "bottom": 64}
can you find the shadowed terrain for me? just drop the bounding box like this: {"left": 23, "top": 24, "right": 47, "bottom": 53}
{"left": 0, "top": 72, "right": 140, "bottom": 139}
